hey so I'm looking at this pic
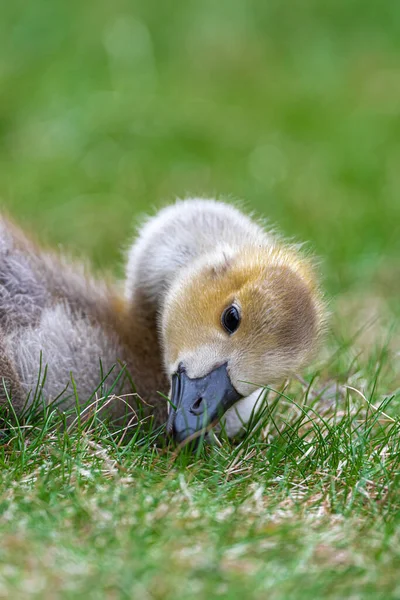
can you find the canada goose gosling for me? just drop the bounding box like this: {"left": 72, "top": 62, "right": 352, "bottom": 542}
{"left": 0, "top": 199, "right": 324, "bottom": 445}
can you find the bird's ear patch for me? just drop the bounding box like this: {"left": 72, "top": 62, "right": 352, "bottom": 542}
{"left": 209, "top": 247, "right": 235, "bottom": 278}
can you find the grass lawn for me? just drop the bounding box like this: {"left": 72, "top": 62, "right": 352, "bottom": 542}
{"left": 0, "top": 0, "right": 399, "bottom": 598}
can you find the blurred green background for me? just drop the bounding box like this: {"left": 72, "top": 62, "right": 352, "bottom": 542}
{"left": 1, "top": 0, "right": 399, "bottom": 308}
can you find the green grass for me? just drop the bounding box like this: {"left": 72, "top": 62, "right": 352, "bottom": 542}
{"left": 0, "top": 0, "right": 399, "bottom": 597}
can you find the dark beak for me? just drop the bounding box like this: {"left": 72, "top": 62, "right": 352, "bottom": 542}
{"left": 166, "top": 363, "right": 242, "bottom": 445}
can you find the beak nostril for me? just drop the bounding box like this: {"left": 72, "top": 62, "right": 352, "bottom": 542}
{"left": 190, "top": 397, "right": 204, "bottom": 415}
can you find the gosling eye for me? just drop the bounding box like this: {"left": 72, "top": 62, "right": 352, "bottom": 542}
{"left": 221, "top": 305, "right": 241, "bottom": 335}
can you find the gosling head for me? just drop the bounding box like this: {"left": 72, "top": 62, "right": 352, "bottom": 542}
{"left": 162, "top": 244, "right": 325, "bottom": 445}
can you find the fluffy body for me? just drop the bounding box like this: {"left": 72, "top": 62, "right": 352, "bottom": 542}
{"left": 0, "top": 218, "right": 167, "bottom": 424}
{"left": 0, "top": 198, "right": 324, "bottom": 437}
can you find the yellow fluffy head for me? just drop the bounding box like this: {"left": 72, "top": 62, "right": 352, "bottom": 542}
{"left": 161, "top": 244, "right": 325, "bottom": 397}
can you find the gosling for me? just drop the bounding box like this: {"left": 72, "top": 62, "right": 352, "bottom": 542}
{"left": 0, "top": 199, "right": 325, "bottom": 443}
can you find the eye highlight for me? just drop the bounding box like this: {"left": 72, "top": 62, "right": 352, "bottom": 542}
{"left": 221, "top": 305, "right": 241, "bottom": 334}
